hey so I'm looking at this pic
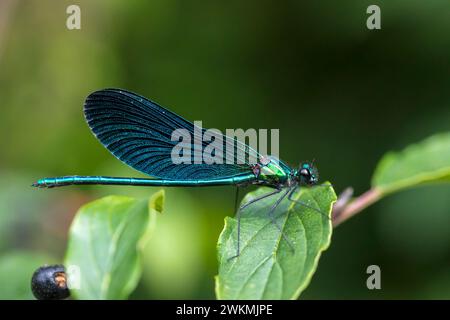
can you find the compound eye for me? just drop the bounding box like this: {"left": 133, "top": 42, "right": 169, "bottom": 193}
{"left": 300, "top": 168, "right": 310, "bottom": 177}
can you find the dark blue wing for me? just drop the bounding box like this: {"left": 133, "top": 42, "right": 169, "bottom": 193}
{"left": 84, "top": 88, "right": 260, "bottom": 180}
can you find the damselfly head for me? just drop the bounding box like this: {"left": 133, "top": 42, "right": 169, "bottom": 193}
{"left": 296, "top": 162, "right": 319, "bottom": 186}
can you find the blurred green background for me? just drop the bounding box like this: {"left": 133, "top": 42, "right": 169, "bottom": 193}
{"left": 0, "top": 0, "right": 449, "bottom": 299}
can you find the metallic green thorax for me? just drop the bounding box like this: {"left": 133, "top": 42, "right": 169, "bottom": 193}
{"left": 255, "top": 159, "right": 291, "bottom": 186}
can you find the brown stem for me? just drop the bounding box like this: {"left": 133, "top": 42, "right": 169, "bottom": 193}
{"left": 332, "top": 187, "right": 383, "bottom": 227}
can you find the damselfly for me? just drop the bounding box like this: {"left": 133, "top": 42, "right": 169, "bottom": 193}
{"left": 33, "top": 89, "right": 330, "bottom": 258}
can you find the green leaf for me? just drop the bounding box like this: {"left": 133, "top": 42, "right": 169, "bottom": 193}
{"left": 372, "top": 132, "right": 450, "bottom": 194}
{"left": 64, "top": 191, "right": 164, "bottom": 299}
{"left": 0, "top": 251, "right": 55, "bottom": 300}
{"left": 215, "top": 184, "right": 336, "bottom": 300}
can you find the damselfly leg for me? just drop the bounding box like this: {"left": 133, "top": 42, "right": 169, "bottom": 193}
{"left": 228, "top": 187, "right": 282, "bottom": 261}
{"left": 287, "top": 184, "right": 333, "bottom": 221}
{"left": 239, "top": 188, "right": 282, "bottom": 210}
{"left": 266, "top": 187, "right": 295, "bottom": 252}
{"left": 229, "top": 186, "right": 298, "bottom": 260}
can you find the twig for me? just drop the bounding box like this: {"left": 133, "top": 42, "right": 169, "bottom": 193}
{"left": 331, "top": 187, "right": 354, "bottom": 219}
{"left": 331, "top": 187, "right": 383, "bottom": 227}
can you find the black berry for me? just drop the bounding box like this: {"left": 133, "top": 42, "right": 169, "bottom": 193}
{"left": 31, "top": 265, "right": 70, "bottom": 300}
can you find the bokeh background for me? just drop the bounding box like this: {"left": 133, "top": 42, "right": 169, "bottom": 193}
{"left": 0, "top": 0, "right": 449, "bottom": 299}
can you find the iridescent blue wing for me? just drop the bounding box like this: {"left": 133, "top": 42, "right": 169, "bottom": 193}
{"left": 84, "top": 88, "right": 262, "bottom": 180}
